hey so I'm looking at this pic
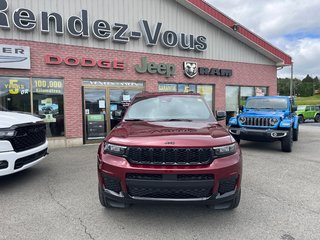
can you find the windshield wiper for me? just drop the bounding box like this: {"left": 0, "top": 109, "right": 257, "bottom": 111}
{"left": 124, "top": 119, "right": 144, "bottom": 121}
{"left": 157, "top": 118, "right": 193, "bottom": 122}
{"left": 259, "top": 107, "right": 278, "bottom": 110}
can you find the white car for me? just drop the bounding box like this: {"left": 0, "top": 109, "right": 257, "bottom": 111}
{"left": 0, "top": 111, "right": 48, "bottom": 176}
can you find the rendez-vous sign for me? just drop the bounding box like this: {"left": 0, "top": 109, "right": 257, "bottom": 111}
{"left": 0, "top": 0, "right": 207, "bottom": 52}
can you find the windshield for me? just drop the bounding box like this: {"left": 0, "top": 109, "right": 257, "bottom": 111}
{"left": 246, "top": 98, "right": 288, "bottom": 110}
{"left": 124, "top": 95, "right": 215, "bottom": 121}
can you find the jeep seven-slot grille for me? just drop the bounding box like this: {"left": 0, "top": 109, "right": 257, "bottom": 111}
{"left": 10, "top": 123, "right": 46, "bottom": 152}
{"left": 126, "top": 147, "right": 214, "bottom": 165}
{"left": 242, "top": 117, "right": 272, "bottom": 127}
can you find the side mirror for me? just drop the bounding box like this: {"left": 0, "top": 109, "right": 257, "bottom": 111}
{"left": 112, "top": 110, "right": 124, "bottom": 120}
{"left": 216, "top": 111, "right": 226, "bottom": 121}
{"left": 239, "top": 105, "right": 244, "bottom": 112}
{"left": 291, "top": 105, "right": 297, "bottom": 112}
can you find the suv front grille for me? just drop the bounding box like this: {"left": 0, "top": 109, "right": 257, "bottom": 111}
{"left": 241, "top": 117, "right": 272, "bottom": 127}
{"left": 128, "top": 187, "right": 212, "bottom": 199}
{"left": 126, "top": 147, "right": 214, "bottom": 165}
{"left": 10, "top": 123, "right": 46, "bottom": 152}
{"left": 126, "top": 173, "right": 214, "bottom": 199}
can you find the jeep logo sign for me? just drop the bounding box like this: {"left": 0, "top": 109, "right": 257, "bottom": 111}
{"left": 135, "top": 57, "right": 175, "bottom": 78}
{"left": 0, "top": 0, "right": 207, "bottom": 52}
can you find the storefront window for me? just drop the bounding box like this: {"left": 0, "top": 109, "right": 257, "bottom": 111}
{"left": 226, "top": 85, "right": 269, "bottom": 123}
{"left": 0, "top": 77, "right": 31, "bottom": 112}
{"left": 158, "top": 83, "right": 177, "bottom": 92}
{"left": 255, "top": 87, "right": 267, "bottom": 96}
{"left": 226, "top": 86, "right": 239, "bottom": 122}
{"left": 197, "top": 85, "right": 213, "bottom": 109}
{"left": 178, "top": 84, "right": 196, "bottom": 93}
{"left": 226, "top": 86, "right": 239, "bottom": 112}
{"left": 32, "top": 78, "right": 64, "bottom": 137}
{"left": 240, "top": 87, "right": 254, "bottom": 106}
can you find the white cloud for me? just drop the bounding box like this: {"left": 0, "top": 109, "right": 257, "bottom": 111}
{"left": 206, "top": 0, "right": 320, "bottom": 79}
{"left": 277, "top": 38, "right": 320, "bottom": 79}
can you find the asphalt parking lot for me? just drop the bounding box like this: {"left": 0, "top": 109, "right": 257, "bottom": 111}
{"left": 1, "top": 123, "right": 319, "bottom": 240}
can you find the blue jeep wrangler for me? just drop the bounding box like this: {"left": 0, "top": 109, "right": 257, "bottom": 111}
{"left": 228, "top": 96, "right": 299, "bottom": 152}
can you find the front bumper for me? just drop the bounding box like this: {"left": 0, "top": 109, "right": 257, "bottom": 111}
{"left": 97, "top": 146, "right": 242, "bottom": 209}
{"left": 229, "top": 127, "right": 288, "bottom": 141}
{"left": 0, "top": 140, "right": 48, "bottom": 176}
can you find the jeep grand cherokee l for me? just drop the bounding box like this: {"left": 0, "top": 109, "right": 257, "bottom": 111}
{"left": 0, "top": 111, "right": 48, "bottom": 176}
{"left": 97, "top": 92, "right": 242, "bottom": 209}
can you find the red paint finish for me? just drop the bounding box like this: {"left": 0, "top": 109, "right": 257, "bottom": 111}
{"left": 0, "top": 39, "right": 277, "bottom": 139}
{"left": 97, "top": 93, "right": 242, "bottom": 207}
{"left": 98, "top": 147, "right": 242, "bottom": 194}
{"left": 186, "top": 0, "right": 292, "bottom": 65}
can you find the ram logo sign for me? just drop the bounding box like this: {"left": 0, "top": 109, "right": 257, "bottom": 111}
{"left": 183, "top": 61, "right": 198, "bottom": 78}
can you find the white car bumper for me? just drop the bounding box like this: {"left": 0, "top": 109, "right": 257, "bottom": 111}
{"left": 0, "top": 140, "right": 48, "bottom": 176}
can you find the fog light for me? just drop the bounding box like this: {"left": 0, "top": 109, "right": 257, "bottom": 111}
{"left": 103, "top": 175, "right": 122, "bottom": 193}
{"left": 0, "top": 160, "right": 8, "bottom": 169}
{"left": 218, "top": 175, "right": 238, "bottom": 195}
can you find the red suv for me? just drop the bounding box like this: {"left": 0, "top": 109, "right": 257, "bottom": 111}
{"left": 97, "top": 92, "right": 242, "bottom": 209}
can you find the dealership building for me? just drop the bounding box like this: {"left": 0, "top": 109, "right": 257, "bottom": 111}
{"left": 0, "top": 0, "right": 292, "bottom": 147}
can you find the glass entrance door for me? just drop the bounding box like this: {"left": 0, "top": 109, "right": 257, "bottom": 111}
{"left": 83, "top": 88, "right": 106, "bottom": 143}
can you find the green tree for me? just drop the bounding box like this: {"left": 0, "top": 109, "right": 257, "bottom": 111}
{"left": 302, "top": 74, "right": 314, "bottom": 83}
{"left": 277, "top": 77, "right": 300, "bottom": 96}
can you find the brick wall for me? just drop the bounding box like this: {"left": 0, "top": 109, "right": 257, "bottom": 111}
{"left": 0, "top": 39, "right": 277, "bottom": 139}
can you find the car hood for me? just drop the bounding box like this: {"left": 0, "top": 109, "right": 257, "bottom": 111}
{"left": 0, "top": 111, "right": 42, "bottom": 128}
{"left": 240, "top": 110, "right": 286, "bottom": 118}
{"left": 106, "top": 121, "right": 234, "bottom": 148}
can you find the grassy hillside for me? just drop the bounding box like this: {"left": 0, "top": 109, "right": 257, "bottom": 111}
{"left": 295, "top": 95, "right": 320, "bottom": 105}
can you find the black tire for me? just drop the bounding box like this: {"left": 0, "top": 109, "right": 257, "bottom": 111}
{"left": 233, "top": 135, "right": 241, "bottom": 144}
{"left": 281, "top": 128, "right": 293, "bottom": 152}
{"left": 315, "top": 114, "right": 320, "bottom": 123}
{"left": 229, "top": 189, "right": 241, "bottom": 210}
{"left": 298, "top": 115, "right": 304, "bottom": 124}
{"left": 293, "top": 125, "right": 299, "bottom": 141}
{"left": 98, "top": 184, "right": 130, "bottom": 209}
{"left": 98, "top": 184, "right": 111, "bottom": 208}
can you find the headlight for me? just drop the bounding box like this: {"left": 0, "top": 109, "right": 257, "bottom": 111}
{"left": 269, "top": 118, "right": 279, "bottom": 126}
{"left": 104, "top": 143, "right": 127, "bottom": 156}
{"left": 0, "top": 130, "right": 15, "bottom": 138}
{"left": 239, "top": 116, "right": 246, "bottom": 124}
{"left": 213, "top": 143, "right": 236, "bottom": 157}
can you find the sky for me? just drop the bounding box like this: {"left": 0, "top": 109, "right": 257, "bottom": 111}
{"left": 206, "top": 0, "right": 320, "bottom": 80}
